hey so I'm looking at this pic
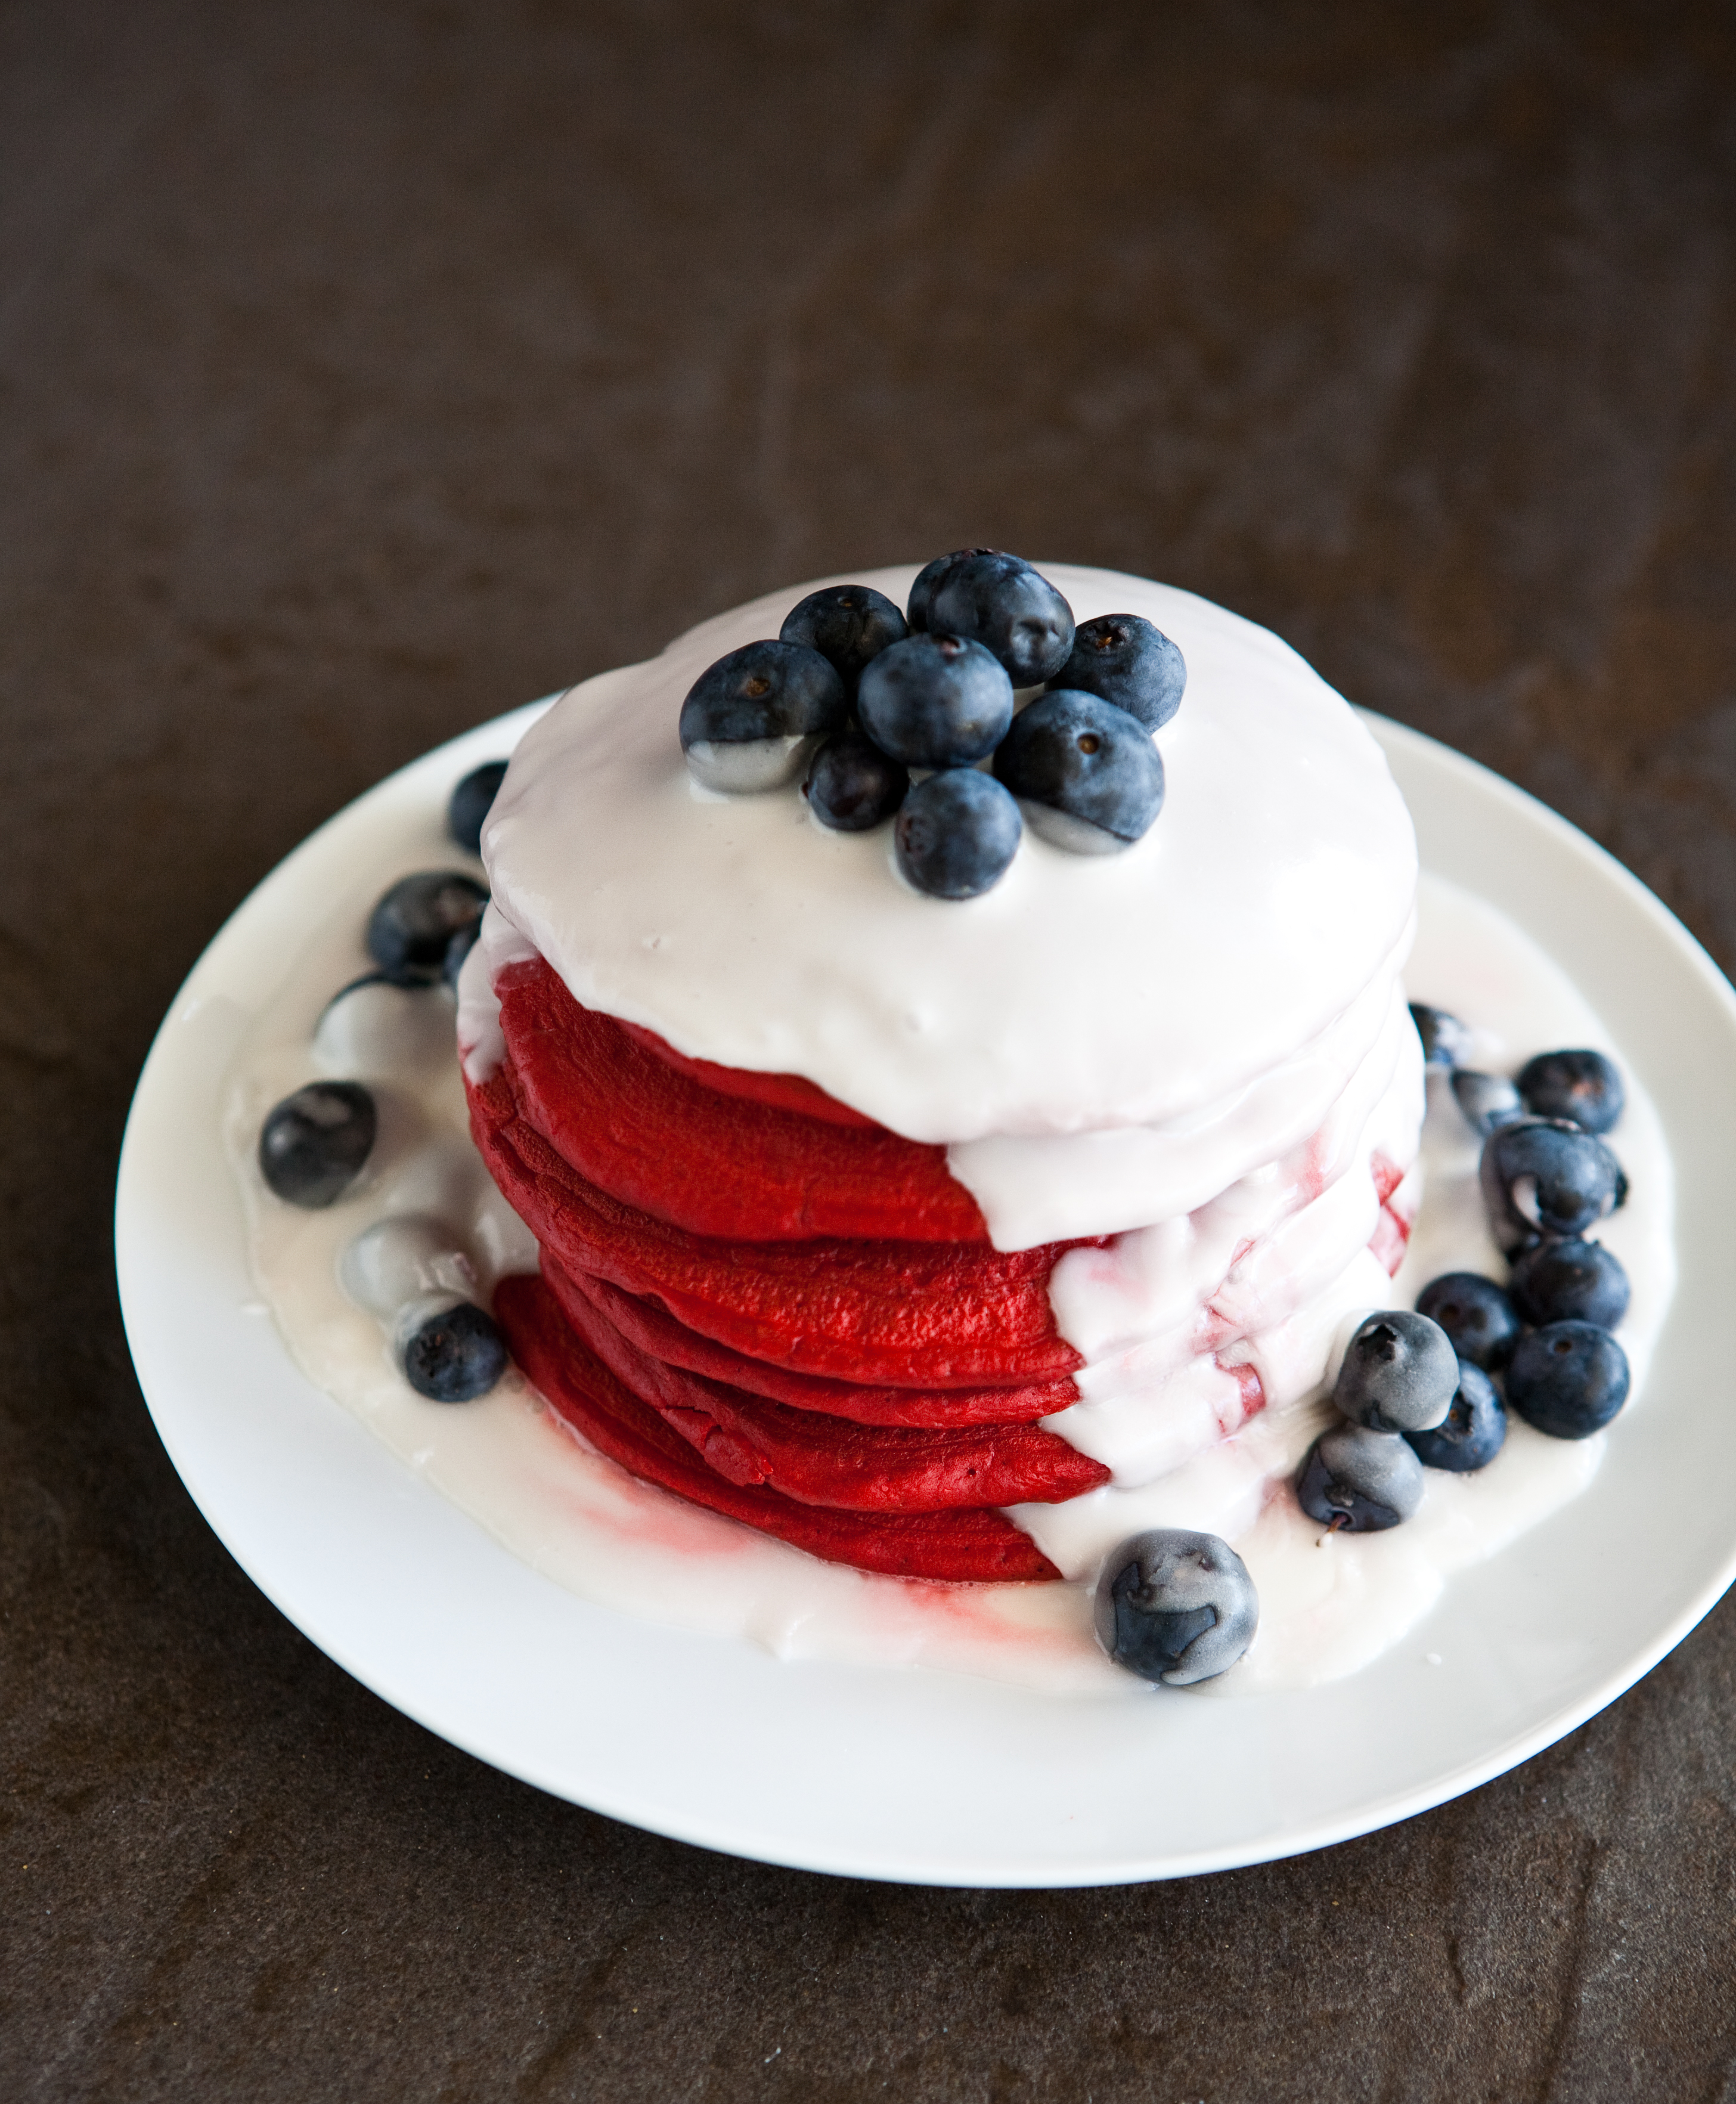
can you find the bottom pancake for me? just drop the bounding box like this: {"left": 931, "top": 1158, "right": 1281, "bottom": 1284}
{"left": 495, "top": 1275, "right": 1064, "bottom": 1582}
{"left": 541, "top": 1253, "right": 1110, "bottom": 1511}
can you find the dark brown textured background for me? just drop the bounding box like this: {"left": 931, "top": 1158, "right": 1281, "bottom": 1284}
{"left": 6, "top": 2, "right": 1736, "bottom": 2097}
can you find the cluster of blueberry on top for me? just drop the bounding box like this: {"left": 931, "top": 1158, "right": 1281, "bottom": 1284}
{"left": 1088, "top": 1015, "right": 1635, "bottom": 1690}
{"left": 255, "top": 760, "right": 514, "bottom": 1405}
{"left": 678, "top": 550, "right": 1186, "bottom": 900}
{"left": 1294, "top": 1015, "right": 1632, "bottom": 1535}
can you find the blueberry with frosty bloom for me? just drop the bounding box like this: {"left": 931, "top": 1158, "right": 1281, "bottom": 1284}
{"left": 804, "top": 728, "right": 909, "bottom": 833}
{"left": 397, "top": 1296, "right": 510, "bottom": 1403}
{"left": 1333, "top": 1310, "right": 1458, "bottom": 1433}
{"left": 857, "top": 632, "right": 1013, "bottom": 770}
{"left": 906, "top": 548, "right": 995, "bottom": 633}
{"left": 1298, "top": 1423, "right": 1425, "bottom": 1532}
{"left": 892, "top": 770, "right": 1021, "bottom": 899}
{"left": 1093, "top": 1528, "right": 1258, "bottom": 1686}
{"left": 1509, "top": 1237, "right": 1630, "bottom": 1330}
{"left": 1506, "top": 1321, "right": 1630, "bottom": 1439}
{"left": 367, "top": 870, "right": 489, "bottom": 980}
{"left": 1416, "top": 1272, "right": 1521, "bottom": 1371}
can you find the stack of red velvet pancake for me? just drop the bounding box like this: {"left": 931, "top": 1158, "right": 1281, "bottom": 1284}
{"left": 469, "top": 956, "right": 1112, "bottom": 1581}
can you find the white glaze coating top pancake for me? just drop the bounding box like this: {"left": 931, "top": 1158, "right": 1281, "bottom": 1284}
{"left": 475, "top": 565, "right": 1418, "bottom": 1248}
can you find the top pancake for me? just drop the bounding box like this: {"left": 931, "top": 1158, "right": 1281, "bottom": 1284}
{"left": 480, "top": 564, "right": 1416, "bottom": 1164}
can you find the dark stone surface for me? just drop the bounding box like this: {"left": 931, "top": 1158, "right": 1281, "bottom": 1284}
{"left": 5, "top": 1, "right": 1735, "bottom": 2096}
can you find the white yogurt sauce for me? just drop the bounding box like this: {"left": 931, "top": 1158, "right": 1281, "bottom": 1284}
{"left": 470, "top": 565, "right": 1419, "bottom": 1253}
{"left": 224, "top": 779, "right": 1672, "bottom": 1696}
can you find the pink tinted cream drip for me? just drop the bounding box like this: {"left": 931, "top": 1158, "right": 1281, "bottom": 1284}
{"left": 1026, "top": 1009, "right": 1424, "bottom": 1578}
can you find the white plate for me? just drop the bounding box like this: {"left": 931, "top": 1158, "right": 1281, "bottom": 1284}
{"left": 116, "top": 707, "right": 1736, "bottom": 1887}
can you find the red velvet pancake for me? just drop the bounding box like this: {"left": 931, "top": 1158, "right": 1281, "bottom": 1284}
{"left": 551, "top": 1264, "right": 1079, "bottom": 1424}
{"left": 469, "top": 1061, "right": 1088, "bottom": 1387}
{"left": 497, "top": 955, "right": 987, "bottom": 1243}
{"left": 542, "top": 1252, "right": 1110, "bottom": 1511}
{"left": 495, "top": 1273, "right": 1062, "bottom": 1582}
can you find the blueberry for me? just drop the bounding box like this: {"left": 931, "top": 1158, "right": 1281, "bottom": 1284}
{"left": 398, "top": 1297, "right": 509, "bottom": 1402}
{"left": 1092, "top": 1529, "right": 1258, "bottom": 1687}
{"left": 678, "top": 639, "right": 848, "bottom": 792}
{"left": 258, "top": 1082, "right": 377, "bottom": 1207}
{"left": 1333, "top": 1309, "right": 1458, "bottom": 1433}
{"left": 991, "top": 690, "right": 1165, "bottom": 854}
{"left": 1515, "top": 1048, "right": 1625, "bottom": 1134}
{"left": 1505, "top": 1321, "right": 1630, "bottom": 1439}
{"left": 1480, "top": 1118, "right": 1626, "bottom": 1251}
{"left": 1297, "top": 1424, "right": 1424, "bottom": 1531}
{"left": 448, "top": 761, "right": 508, "bottom": 855}
{"left": 1450, "top": 1068, "right": 1525, "bottom": 1136}
{"left": 1508, "top": 1237, "right": 1630, "bottom": 1330}
{"left": 340, "top": 1216, "right": 469, "bottom": 1319}
{"left": 804, "top": 728, "right": 909, "bottom": 832}
{"left": 906, "top": 547, "right": 996, "bottom": 633}
{"left": 1410, "top": 1003, "right": 1473, "bottom": 1068}
{"left": 1049, "top": 614, "right": 1186, "bottom": 730}
{"left": 779, "top": 584, "right": 908, "bottom": 696}
{"left": 928, "top": 553, "right": 1075, "bottom": 686}
{"left": 314, "top": 974, "right": 458, "bottom": 1079}
{"left": 1404, "top": 1360, "right": 1508, "bottom": 1472}
{"left": 857, "top": 633, "right": 1013, "bottom": 769}
{"left": 893, "top": 770, "right": 1021, "bottom": 900}
{"left": 367, "top": 871, "right": 489, "bottom": 978}
{"left": 1416, "top": 1271, "right": 1521, "bottom": 1371}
